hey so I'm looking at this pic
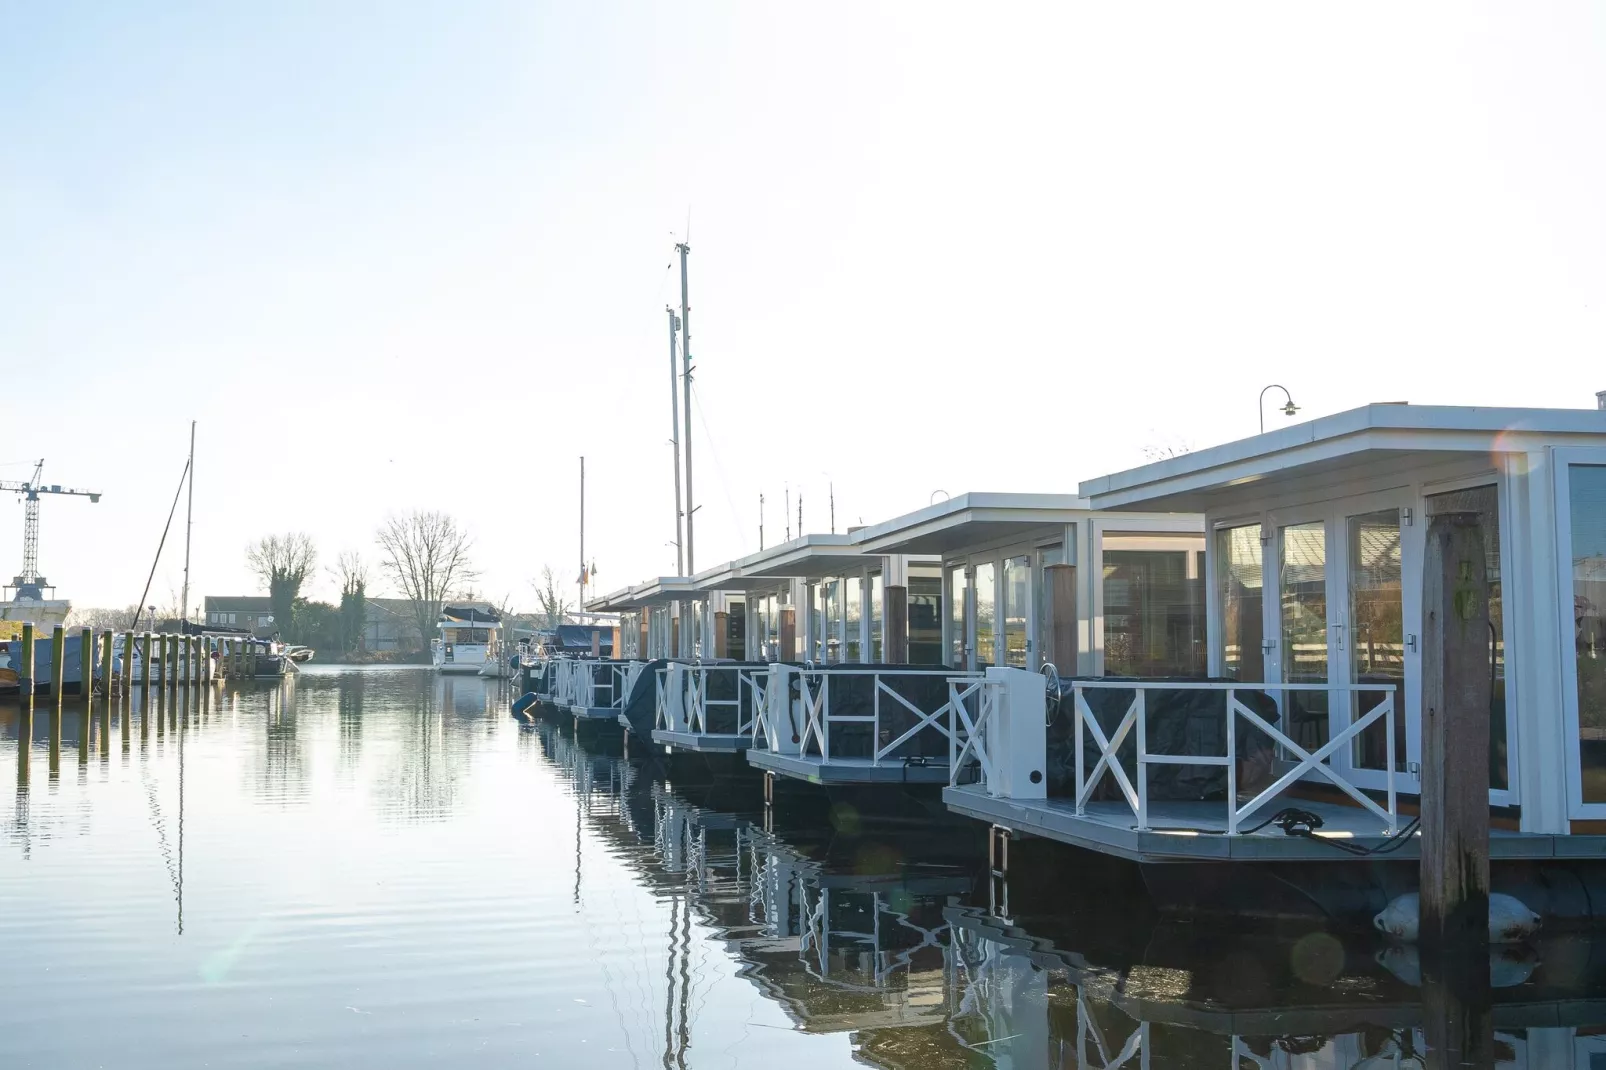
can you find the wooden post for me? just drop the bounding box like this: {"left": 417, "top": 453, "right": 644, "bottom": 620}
{"left": 779, "top": 607, "right": 796, "bottom": 663}
{"left": 78, "top": 628, "right": 92, "bottom": 700}
{"left": 139, "top": 633, "right": 152, "bottom": 692}
{"left": 1420, "top": 512, "right": 1492, "bottom": 957}
{"left": 712, "top": 612, "right": 729, "bottom": 658}
{"left": 612, "top": 626, "right": 622, "bottom": 660}
{"left": 884, "top": 585, "right": 908, "bottom": 664}
{"left": 591, "top": 629, "right": 601, "bottom": 658}
{"left": 120, "top": 631, "right": 134, "bottom": 692}
{"left": 1043, "top": 564, "right": 1079, "bottom": 674}
{"left": 18, "top": 622, "right": 34, "bottom": 698}
{"left": 50, "top": 625, "right": 65, "bottom": 701}
{"left": 100, "top": 631, "right": 114, "bottom": 702}
{"left": 638, "top": 616, "right": 649, "bottom": 660}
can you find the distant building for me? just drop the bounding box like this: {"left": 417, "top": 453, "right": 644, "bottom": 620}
{"left": 363, "top": 598, "right": 497, "bottom": 652}
{"left": 204, "top": 596, "right": 277, "bottom": 637}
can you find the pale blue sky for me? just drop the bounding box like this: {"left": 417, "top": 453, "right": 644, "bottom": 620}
{"left": 5, "top": 2, "right": 1605, "bottom": 612}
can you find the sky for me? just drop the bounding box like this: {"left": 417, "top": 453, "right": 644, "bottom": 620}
{"left": 3, "top": 2, "right": 1605, "bottom": 614}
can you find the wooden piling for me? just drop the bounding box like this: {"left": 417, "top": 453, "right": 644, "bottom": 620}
{"left": 883, "top": 585, "right": 908, "bottom": 664}
{"left": 18, "top": 622, "right": 34, "bottom": 697}
{"left": 712, "top": 612, "right": 729, "bottom": 658}
{"left": 139, "top": 633, "right": 152, "bottom": 692}
{"left": 1420, "top": 512, "right": 1492, "bottom": 957}
{"left": 50, "top": 625, "right": 65, "bottom": 701}
{"left": 120, "top": 631, "right": 134, "bottom": 692}
{"left": 78, "top": 628, "right": 92, "bottom": 700}
{"left": 100, "top": 631, "right": 114, "bottom": 702}
{"left": 779, "top": 607, "right": 796, "bottom": 662}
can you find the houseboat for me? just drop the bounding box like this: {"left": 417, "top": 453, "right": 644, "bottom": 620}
{"left": 431, "top": 605, "right": 501, "bottom": 675}
{"left": 940, "top": 401, "right": 1606, "bottom": 925}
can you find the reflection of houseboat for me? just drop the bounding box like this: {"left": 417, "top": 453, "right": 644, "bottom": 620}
{"left": 432, "top": 605, "right": 501, "bottom": 675}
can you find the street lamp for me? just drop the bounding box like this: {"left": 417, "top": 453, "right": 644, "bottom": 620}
{"left": 1259, "top": 385, "right": 1299, "bottom": 434}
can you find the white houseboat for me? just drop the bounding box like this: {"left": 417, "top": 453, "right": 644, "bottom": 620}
{"left": 432, "top": 605, "right": 502, "bottom": 675}
{"left": 941, "top": 401, "right": 1606, "bottom": 924}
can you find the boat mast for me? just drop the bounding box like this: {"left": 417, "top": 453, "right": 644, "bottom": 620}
{"left": 180, "top": 421, "right": 195, "bottom": 625}
{"left": 578, "top": 456, "right": 585, "bottom": 620}
{"left": 676, "top": 241, "right": 695, "bottom": 575}
{"left": 668, "top": 307, "right": 684, "bottom": 576}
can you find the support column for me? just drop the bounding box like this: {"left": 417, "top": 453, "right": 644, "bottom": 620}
{"left": 883, "top": 585, "right": 908, "bottom": 664}
{"left": 778, "top": 607, "right": 796, "bottom": 664}
{"left": 1042, "top": 564, "right": 1078, "bottom": 676}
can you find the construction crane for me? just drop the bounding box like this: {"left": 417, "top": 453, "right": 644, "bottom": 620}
{"left": 0, "top": 459, "right": 101, "bottom": 598}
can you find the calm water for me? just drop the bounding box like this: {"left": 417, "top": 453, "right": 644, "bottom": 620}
{"left": 2, "top": 666, "right": 1603, "bottom": 1068}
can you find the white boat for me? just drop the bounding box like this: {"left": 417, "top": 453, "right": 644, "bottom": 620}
{"left": 432, "top": 606, "right": 501, "bottom": 675}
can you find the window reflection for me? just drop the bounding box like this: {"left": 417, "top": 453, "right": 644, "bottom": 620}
{"left": 1216, "top": 525, "right": 1263, "bottom": 682}
{"left": 845, "top": 576, "right": 862, "bottom": 663}
{"left": 1003, "top": 556, "right": 1029, "bottom": 668}
{"left": 1348, "top": 509, "right": 1404, "bottom": 773}
{"left": 1102, "top": 534, "right": 1206, "bottom": 677}
{"left": 1279, "top": 522, "right": 1328, "bottom": 749}
{"left": 908, "top": 564, "right": 943, "bottom": 665}
{"left": 974, "top": 562, "right": 997, "bottom": 668}
{"left": 948, "top": 567, "right": 968, "bottom": 668}
{"left": 869, "top": 572, "right": 882, "bottom": 663}
{"left": 1569, "top": 467, "right": 1606, "bottom": 802}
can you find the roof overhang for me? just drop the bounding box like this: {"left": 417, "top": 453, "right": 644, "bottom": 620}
{"left": 584, "top": 585, "right": 642, "bottom": 613}
{"left": 584, "top": 577, "right": 697, "bottom": 612}
{"left": 1080, "top": 403, "right": 1606, "bottom": 514}
{"left": 851, "top": 492, "right": 1092, "bottom": 555}
{"left": 730, "top": 533, "right": 872, "bottom": 580}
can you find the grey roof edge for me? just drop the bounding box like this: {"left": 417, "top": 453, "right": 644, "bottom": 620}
{"left": 849, "top": 491, "right": 1091, "bottom": 550}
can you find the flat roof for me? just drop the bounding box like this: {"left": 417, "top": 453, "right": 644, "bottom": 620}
{"left": 584, "top": 585, "right": 640, "bottom": 613}
{"left": 851, "top": 492, "right": 1091, "bottom": 555}
{"left": 1080, "top": 403, "right": 1606, "bottom": 513}
{"left": 728, "top": 533, "right": 872, "bottom": 580}
{"left": 583, "top": 576, "right": 695, "bottom": 612}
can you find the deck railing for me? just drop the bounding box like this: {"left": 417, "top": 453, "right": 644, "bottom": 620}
{"left": 1069, "top": 680, "right": 1400, "bottom": 835}
{"left": 757, "top": 666, "right": 984, "bottom": 767}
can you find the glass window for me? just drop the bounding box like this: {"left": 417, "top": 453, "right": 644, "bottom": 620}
{"left": 909, "top": 564, "right": 943, "bottom": 665}
{"left": 1102, "top": 534, "right": 1206, "bottom": 677}
{"left": 1570, "top": 467, "right": 1606, "bottom": 802}
{"left": 1217, "top": 525, "right": 1264, "bottom": 682}
{"left": 1348, "top": 509, "right": 1405, "bottom": 772}
{"left": 974, "top": 562, "right": 997, "bottom": 668}
{"left": 869, "top": 572, "right": 883, "bottom": 663}
{"left": 1426, "top": 486, "right": 1508, "bottom": 790}
{"left": 1003, "top": 555, "right": 1030, "bottom": 668}
{"left": 1280, "top": 522, "right": 1329, "bottom": 749}
{"left": 845, "top": 576, "right": 863, "bottom": 662}
{"left": 948, "top": 566, "right": 968, "bottom": 668}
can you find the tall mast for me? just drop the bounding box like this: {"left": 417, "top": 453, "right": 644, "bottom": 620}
{"left": 668, "top": 308, "right": 684, "bottom": 576}
{"left": 578, "top": 457, "right": 586, "bottom": 619}
{"left": 676, "top": 242, "right": 695, "bottom": 575}
{"left": 180, "top": 421, "right": 195, "bottom": 624}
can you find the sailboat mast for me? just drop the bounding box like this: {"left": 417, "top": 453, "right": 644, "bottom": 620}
{"left": 677, "top": 242, "right": 694, "bottom": 575}
{"left": 668, "top": 308, "right": 684, "bottom": 577}
{"left": 578, "top": 456, "right": 585, "bottom": 619}
{"left": 180, "top": 421, "right": 195, "bottom": 625}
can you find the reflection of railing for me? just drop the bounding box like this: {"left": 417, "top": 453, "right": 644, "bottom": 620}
{"left": 1071, "top": 681, "right": 1399, "bottom": 834}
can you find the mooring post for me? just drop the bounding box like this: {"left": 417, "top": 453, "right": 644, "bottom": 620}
{"left": 78, "top": 628, "right": 92, "bottom": 702}
{"left": 18, "top": 622, "right": 34, "bottom": 698}
{"left": 50, "top": 625, "right": 65, "bottom": 703}
{"left": 779, "top": 607, "right": 796, "bottom": 662}
{"left": 1420, "top": 509, "right": 1494, "bottom": 1060}
{"left": 139, "top": 632, "right": 152, "bottom": 692}
{"left": 120, "top": 631, "right": 134, "bottom": 692}
{"left": 99, "top": 630, "right": 114, "bottom": 704}
{"left": 884, "top": 585, "right": 908, "bottom": 664}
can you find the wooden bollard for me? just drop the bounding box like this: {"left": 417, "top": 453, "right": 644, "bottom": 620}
{"left": 139, "top": 632, "right": 152, "bottom": 691}
{"left": 78, "top": 628, "right": 92, "bottom": 700}
{"left": 18, "top": 622, "right": 34, "bottom": 697}
{"left": 100, "top": 630, "right": 114, "bottom": 700}
{"left": 1421, "top": 512, "right": 1492, "bottom": 959}
{"left": 883, "top": 585, "right": 908, "bottom": 664}
{"left": 50, "top": 625, "right": 65, "bottom": 701}
{"left": 120, "top": 631, "right": 134, "bottom": 691}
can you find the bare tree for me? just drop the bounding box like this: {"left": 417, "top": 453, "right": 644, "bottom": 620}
{"left": 333, "top": 551, "right": 371, "bottom": 655}
{"left": 532, "top": 565, "right": 572, "bottom": 631}
{"left": 246, "top": 533, "right": 317, "bottom": 639}
{"left": 375, "top": 511, "right": 476, "bottom": 649}
{"left": 66, "top": 605, "right": 145, "bottom": 632}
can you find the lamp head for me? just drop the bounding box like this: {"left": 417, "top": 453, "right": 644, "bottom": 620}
{"left": 1282, "top": 400, "right": 1299, "bottom": 417}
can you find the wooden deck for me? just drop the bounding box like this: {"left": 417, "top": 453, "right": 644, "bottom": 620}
{"left": 652, "top": 729, "right": 751, "bottom": 753}
{"left": 748, "top": 749, "right": 949, "bottom": 786}
{"left": 567, "top": 704, "right": 623, "bottom": 722}
{"left": 944, "top": 785, "right": 1606, "bottom": 863}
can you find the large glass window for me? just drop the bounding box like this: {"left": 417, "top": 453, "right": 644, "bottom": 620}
{"left": 1102, "top": 534, "right": 1206, "bottom": 677}
{"left": 1216, "top": 525, "right": 1264, "bottom": 682}
{"left": 1003, "top": 555, "right": 1030, "bottom": 668}
{"left": 1426, "top": 485, "right": 1507, "bottom": 790}
{"left": 1035, "top": 544, "right": 1065, "bottom": 667}
{"left": 1348, "top": 509, "right": 1405, "bottom": 772}
{"left": 845, "top": 576, "right": 863, "bottom": 663}
{"left": 1570, "top": 468, "right": 1606, "bottom": 802}
{"left": 974, "top": 562, "right": 997, "bottom": 668}
{"left": 909, "top": 564, "right": 943, "bottom": 665}
{"left": 869, "top": 572, "right": 883, "bottom": 662}
{"left": 1280, "top": 522, "right": 1328, "bottom": 749}
{"left": 948, "top": 566, "right": 968, "bottom": 668}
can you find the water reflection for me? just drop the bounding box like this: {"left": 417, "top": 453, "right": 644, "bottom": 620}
{"left": 3, "top": 667, "right": 1606, "bottom": 1068}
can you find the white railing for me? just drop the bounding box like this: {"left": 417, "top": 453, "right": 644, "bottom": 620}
{"left": 947, "top": 676, "right": 1000, "bottom": 788}
{"left": 682, "top": 664, "right": 768, "bottom": 738}
{"left": 1070, "top": 681, "right": 1400, "bottom": 835}
{"left": 759, "top": 667, "right": 984, "bottom": 766}
{"left": 552, "top": 659, "right": 643, "bottom": 711}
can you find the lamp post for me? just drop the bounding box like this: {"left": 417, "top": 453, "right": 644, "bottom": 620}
{"left": 1259, "top": 385, "right": 1300, "bottom": 434}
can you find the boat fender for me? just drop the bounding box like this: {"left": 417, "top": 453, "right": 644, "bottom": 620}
{"left": 1373, "top": 892, "right": 1540, "bottom": 944}
{"left": 511, "top": 692, "right": 538, "bottom": 718}
{"left": 1376, "top": 944, "right": 1539, "bottom": 989}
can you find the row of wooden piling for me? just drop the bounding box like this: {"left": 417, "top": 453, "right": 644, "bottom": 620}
{"left": 8, "top": 623, "right": 265, "bottom": 699}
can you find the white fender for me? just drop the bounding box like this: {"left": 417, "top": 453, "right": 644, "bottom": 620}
{"left": 1373, "top": 892, "right": 1540, "bottom": 944}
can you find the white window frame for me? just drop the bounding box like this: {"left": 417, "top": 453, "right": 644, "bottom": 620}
{"left": 1553, "top": 447, "right": 1606, "bottom": 819}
